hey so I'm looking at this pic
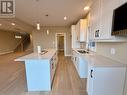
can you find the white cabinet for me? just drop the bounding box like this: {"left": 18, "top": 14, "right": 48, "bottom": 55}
{"left": 119, "top": 0, "right": 127, "bottom": 5}
{"left": 76, "top": 19, "right": 88, "bottom": 42}
{"left": 71, "top": 19, "right": 88, "bottom": 47}
{"left": 71, "top": 25, "right": 80, "bottom": 48}
{"left": 50, "top": 52, "right": 58, "bottom": 84}
{"left": 124, "top": 74, "right": 127, "bottom": 95}
{"left": 89, "top": 0, "right": 101, "bottom": 40}
{"left": 72, "top": 50, "right": 79, "bottom": 72}
{"left": 72, "top": 50, "right": 88, "bottom": 78}
{"left": 89, "top": 0, "right": 127, "bottom": 41}
{"left": 75, "top": 21, "right": 80, "bottom": 41}
{"left": 99, "top": 0, "right": 120, "bottom": 40}
{"left": 78, "top": 56, "right": 88, "bottom": 78}
{"left": 87, "top": 64, "right": 126, "bottom": 95}
{"left": 87, "top": 64, "right": 94, "bottom": 95}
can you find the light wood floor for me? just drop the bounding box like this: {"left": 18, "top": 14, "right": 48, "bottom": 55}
{"left": 0, "top": 51, "right": 87, "bottom": 95}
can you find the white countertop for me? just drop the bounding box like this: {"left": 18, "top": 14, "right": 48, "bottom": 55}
{"left": 15, "top": 49, "right": 57, "bottom": 61}
{"left": 73, "top": 49, "right": 126, "bottom": 67}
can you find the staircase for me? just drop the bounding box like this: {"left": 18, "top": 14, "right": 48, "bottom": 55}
{"left": 14, "top": 34, "right": 31, "bottom": 52}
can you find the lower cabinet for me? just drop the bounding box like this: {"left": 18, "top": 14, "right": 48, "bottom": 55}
{"left": 72, "top": 50, "right": 126, "bottom": 95}
{"left": 50, "top": 52, "right": 58, "bottom": 85}
{"left": 72, "top": 50, "right": 88, "bottom": 78}
{"left": 78, "top": 57, "right": 88, "bottom": 78}
{"left": 87, "top": 64, "right": 126, "bottom": 95}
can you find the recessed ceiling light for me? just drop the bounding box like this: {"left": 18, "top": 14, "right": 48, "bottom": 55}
{"left": 64, "top": 16, "right": 67, "bottom": 20}
{"left": 37, "top": 23, "right": 40, "bottom": 30}
{"left": 11, "top": 23, "right": 15, "bottom": 26}
{"left": 0, "top": 24, "right": 2, "bottom": 26}
{"left": 84, "top": 6, "right": 90, "bottom": 10}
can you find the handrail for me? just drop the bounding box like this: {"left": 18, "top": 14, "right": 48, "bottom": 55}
{"left": 14, "top": 36, "right": 25, "bottom": 49}
{"left": 14, "top": 35, "right": 30, "bottom": 52}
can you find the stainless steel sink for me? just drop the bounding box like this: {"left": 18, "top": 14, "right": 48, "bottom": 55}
{"left": 77, "top": 50, "right": 89, "bottom": 54}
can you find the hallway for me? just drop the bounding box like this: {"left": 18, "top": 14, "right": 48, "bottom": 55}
{"left": 0, "top": 51, "right": 86, "bottom": 95}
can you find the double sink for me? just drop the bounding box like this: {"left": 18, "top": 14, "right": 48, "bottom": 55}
{"left": 77, "top": 50, "right": 89, "bottom": 54}
{"left": 41, "top": 49, "right": 89, "bottom": 55}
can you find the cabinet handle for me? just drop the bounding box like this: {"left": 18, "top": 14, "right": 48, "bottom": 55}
{"left": 91, "top": 69, "right": 93, "bottom": 78}
{"left": 75, "top": 57, "right": 76, "bottom": 61}
{"left": 52, "top": 63, "right": 54, "bottom": 69}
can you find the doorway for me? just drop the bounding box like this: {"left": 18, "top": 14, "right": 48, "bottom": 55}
{"left": 55, "top": 33, "right": 66, "bottom": 56}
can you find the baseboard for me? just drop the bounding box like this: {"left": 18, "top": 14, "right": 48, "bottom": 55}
{"left": 25, "top": 48, "right": 33, "bottom": 52}
{"left": 0, "top": 51, "right": 14, "bottom": 55}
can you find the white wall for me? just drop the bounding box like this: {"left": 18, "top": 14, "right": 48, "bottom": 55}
{"left": 32, "top": 26, "right": 71, "bottom": 56}
{"left": 96, "top": 42, "right": 127, "bottom": 64}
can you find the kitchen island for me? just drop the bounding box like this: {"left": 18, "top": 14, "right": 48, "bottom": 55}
{"left": 15, "top": 49, "right": 58, "bottom": 91}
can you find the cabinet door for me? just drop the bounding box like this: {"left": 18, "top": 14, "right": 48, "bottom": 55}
{"left": 78, "top": 57, "right": 88, "bottom": 78}
{"left": 89, "top": 0, "right": 127, "bottom": 41}
{"left": 89, "top": 13, "right": 94, "bottom": 41}
{"left": 124, "top": 74, "right": 127, "bottom": 95}
{"left": 73, "top": 52, "right": 79, "bottom": 74}
{"left": 119, "top": 0, "right": 127, "bottom": 5}
{"left": 72, "top": 51, "right": 77, "bottom": 70}
{"left": 50, "top": 58, "right": 54, "bottom": 82}
{"left": 92, "top": 67, "right": 126, "bottom": 95}
{"left": 76, "top": 22, "right": 80, "bottom": 41}
{"left": 71, "top": 25, "right": 80, "bottom": 48}
{"left": 87, "top": 64, "right": 94, "bottom": 95}
{"left": 99, "top": 0, "right": 120, "bottom": 40}
{"left": 71, "top": 25, "right": 76, "bottom": 48}
{"left": 80, "top": 19, "right": 87, "bottom": 42}
{"left": 72, "top": 50, "right": 75, "bottom": 63}
{"left": 75, "top": 56, "right": 79, "bottom": 72}
{"left": 90, "top": 0, "right": 101, "bottom": 40}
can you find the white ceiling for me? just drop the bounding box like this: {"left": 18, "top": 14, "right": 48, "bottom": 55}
{"left": 15, "top": 0, "right": 92, "bottom": 26}
{"left": 0, "top": 18, "right": 33, "bottom": 33}
{"left": 0, "top": 0, "right": 92, "bottom": 33}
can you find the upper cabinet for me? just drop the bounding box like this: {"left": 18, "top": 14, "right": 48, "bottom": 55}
{"left": 99, "top": 0, "right": 120, "bottom": 40}
{"left": 89, "top": 0, "right": 127, "bottom": 42}
{"left": 76, "top": 19, "right": 88, "bottom": 42}
{"left": 71, "top": 19, "right": 88, "bottom": 48}
{"left": 71, "top": 25, "right": 80, "bottom": 48}
{"left": 89, "top": 0, "right": 101, "bottom": 40}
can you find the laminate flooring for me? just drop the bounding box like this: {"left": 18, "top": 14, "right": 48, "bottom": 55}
{"left": 0, "top": 51, "right": 87, "bottom": 95}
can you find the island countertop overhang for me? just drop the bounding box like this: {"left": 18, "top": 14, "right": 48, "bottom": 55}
{"left": 15, "top": 49, "right": 57, "bottom": 61}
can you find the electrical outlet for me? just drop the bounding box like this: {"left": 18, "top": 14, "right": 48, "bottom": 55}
{"left": 110, "top": 48, "right": 116, "bottom": 55}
